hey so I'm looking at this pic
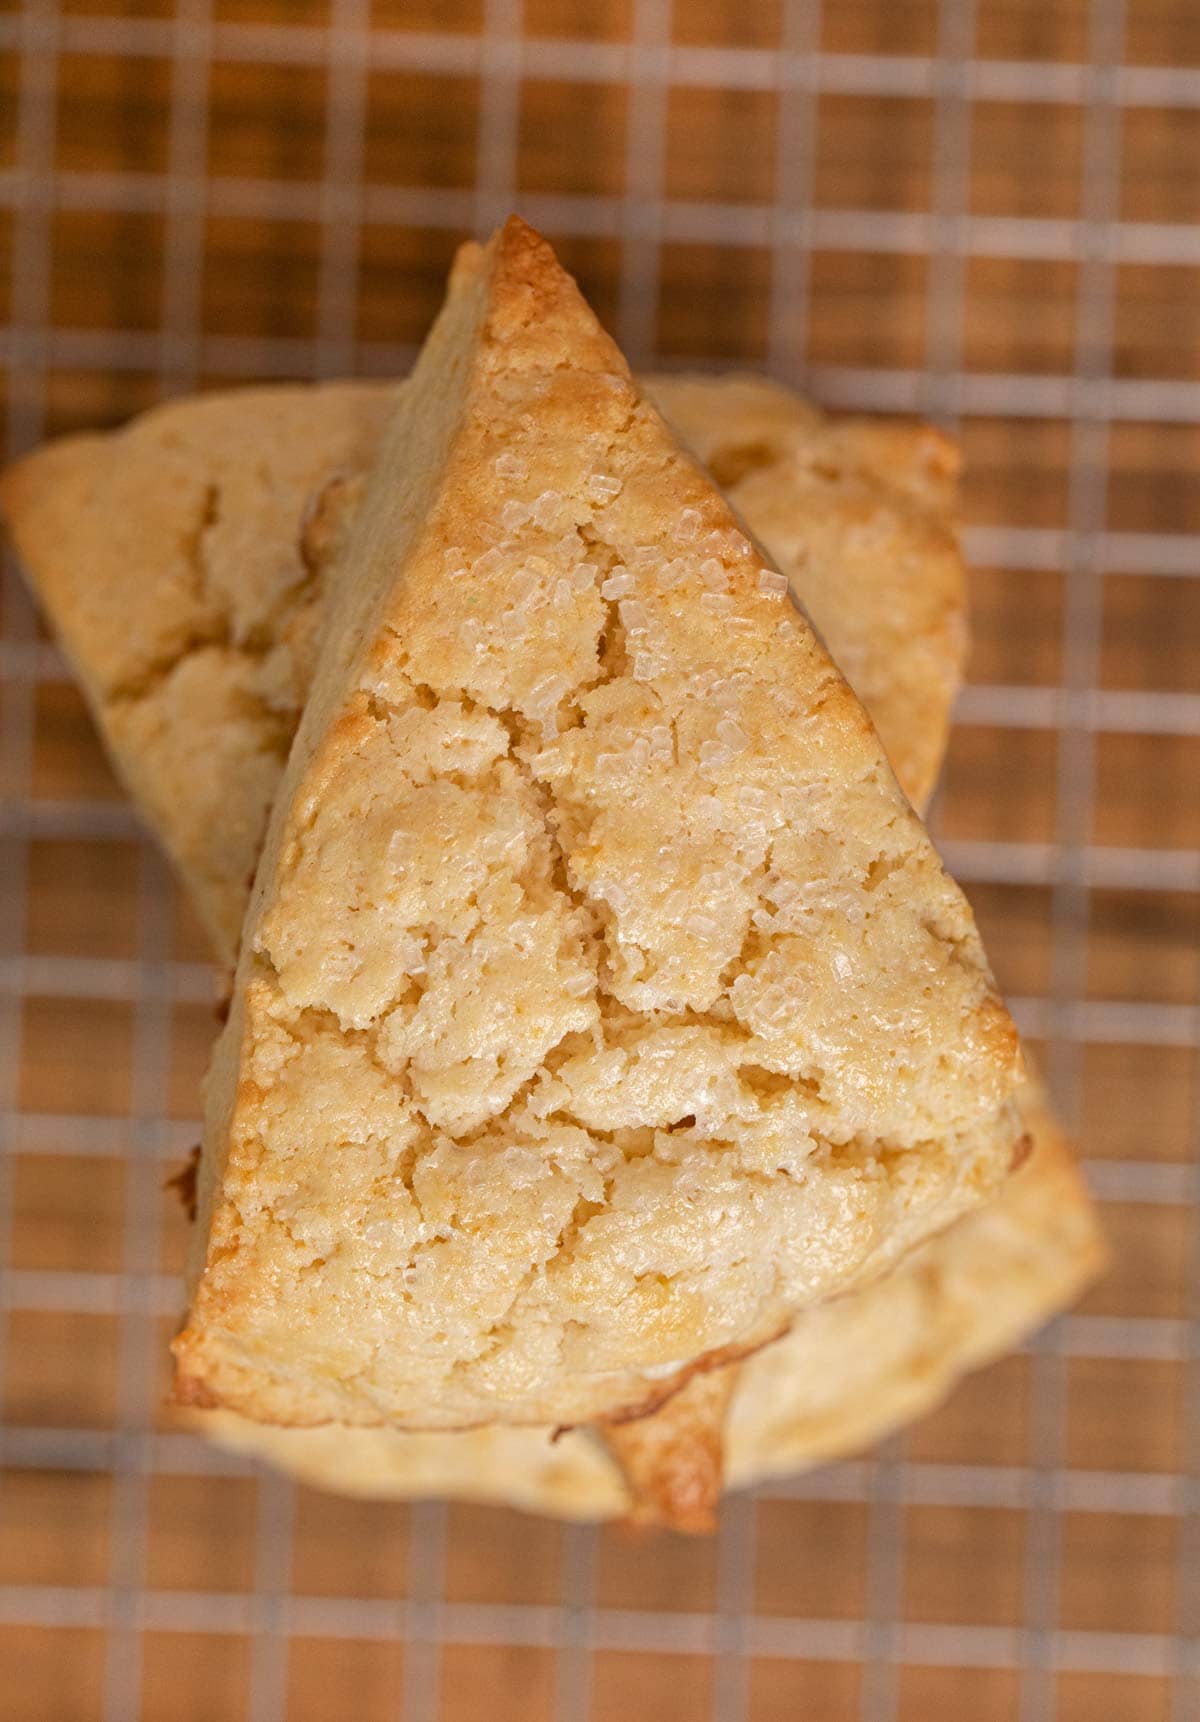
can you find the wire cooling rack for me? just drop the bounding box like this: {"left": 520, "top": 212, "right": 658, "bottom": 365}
{"left": 1, "top": 2, "right": 1198, "bottom": 1718}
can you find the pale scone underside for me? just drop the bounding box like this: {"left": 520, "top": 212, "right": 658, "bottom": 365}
{"left": 172, "top": 219, "right": 1021, "bottom": 1434}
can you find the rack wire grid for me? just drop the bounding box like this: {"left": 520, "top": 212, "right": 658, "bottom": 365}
{"left": 0, "top": 1, "right": 1198, "bottom": 1718}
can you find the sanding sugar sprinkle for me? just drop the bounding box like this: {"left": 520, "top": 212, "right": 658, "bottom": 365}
{"left": 619, "top": 599, "right": 649, "bottom": 634}
{"left": 685, "top": 912, "right": 721, "bottom": 942}
{"left": 600, "top": 571, "right": 635, "bottom": 599}
{"left": 532, "top": 490, "right": 562, "bottom": 528}
{"left": 716, "top": 718, "right": 750, "bottom": 754}
{"left": 569, "top": 561, "right": 596, "bottom": 593}
{"left": 527, "top": 675, "right": 569, "bottom": 727}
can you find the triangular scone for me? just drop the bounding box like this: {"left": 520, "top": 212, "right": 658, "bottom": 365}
{"left": 1, "top": 376, "right": 964, "bottom": 968}
{"left": 0, "top": 252, "right": 1087, "bottom": 1515}
{"left": 1, "top": 364, "right": 994, "bottom": 1520}
{"left": 0, "top": 315, "right": 1095, "bottom": 1519}
{"left": 173, "top": 218, "right": 1021, "bottom": 1430}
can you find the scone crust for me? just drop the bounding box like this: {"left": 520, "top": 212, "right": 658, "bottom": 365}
{"left": 174, "top": 219, "right": 1021, "bottom": 1431}
{"left": 647, "top": 374, "right": 966, "bottom": 812}
{"left": 0, "top": 382, "right": 397, "bottom": 961}
{"left": 187, "top": 1079, "right": 1102, "bottom": 1512}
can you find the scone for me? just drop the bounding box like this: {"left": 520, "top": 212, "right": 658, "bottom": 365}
{"left": 198, "top": 1083, "right": 1101, "bottom": 1515}
{"left": 167, "top": 218, "right": 1022, "bottom": 1433}
{"left": 0, "top": 379, "right": 964, "bottom": 970}
{"left": 1, "top": 227, "right": 1094, "bottom": 1524}
{"left": 2, "top": 312, "right": 994, "bottom": 1523}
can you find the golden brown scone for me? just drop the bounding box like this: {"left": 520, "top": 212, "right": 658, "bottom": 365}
{"left": 0, "top": 243, "right": 1094, "bottom": 1518}
{"left": 646, "top": 376, "right": 966, "bottom": 815}
{"left": 2, "top": 387, "right": 965, "bottom": 969}
{"left": 188, "top": 1080, "right": 1102, "bottom": 1514}
{"left": 171, "top": 218, "right": 1021, "bottom": 1431}
{"left": 0, "top": 359, "right": 973, "bottom": 1520}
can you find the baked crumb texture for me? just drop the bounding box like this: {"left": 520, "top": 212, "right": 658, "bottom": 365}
{"left": 166, "top": 219, "right": 1021, "bottom": 1431}
{"left": 1, "top": 382, "right": 965, "bottom": 977}
{"left": 194, "top": 1080, "right": 1103, "bottom": 1515}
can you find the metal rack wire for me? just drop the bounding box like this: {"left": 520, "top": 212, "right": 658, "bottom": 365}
{"left": 1, "top": 2, "right": 1198, "bottom": 1718}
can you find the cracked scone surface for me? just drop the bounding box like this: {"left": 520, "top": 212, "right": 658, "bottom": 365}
{"left": 173, "top": 219, "right": 1021, "bottom": 1430}
{"left": 193, "top": 1081, "right": 1103, "bottom": 1511}
{"left": 647, "top": 374, "right": 965, "bottom": 816}
{"left": 1, "top": 373, "right": 965, "bottom": 969}
{"left": 0, "top": 381, "right": 397, "bottom": 958}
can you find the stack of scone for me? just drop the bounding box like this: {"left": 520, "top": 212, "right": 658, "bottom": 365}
{"left": 1, "top": 220, "right": 1102, "bottom": 1531}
